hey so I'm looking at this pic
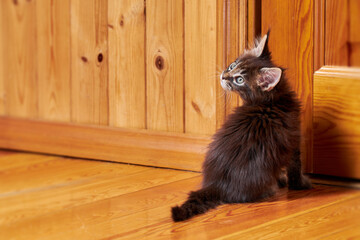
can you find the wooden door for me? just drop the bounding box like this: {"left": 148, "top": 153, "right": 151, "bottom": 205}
{"left": 262, "top": 0, "right": 360, "bottom": 179}
{"left": 312, "top": 0, "right": 360, "bottom": 179}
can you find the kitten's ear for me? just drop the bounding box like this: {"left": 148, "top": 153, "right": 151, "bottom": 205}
{"left": 250, "top": 30, "right": 271, "bottom": 58}
{"left": 260, "top": 30, "right": 271, "bottom": 59}
{"left": 257, "top": 67, "right": 282, "bottom": 91}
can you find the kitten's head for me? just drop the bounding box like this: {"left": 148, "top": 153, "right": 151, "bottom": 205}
{"left": 220, "top": 32, "right": 282, "bottom": 102}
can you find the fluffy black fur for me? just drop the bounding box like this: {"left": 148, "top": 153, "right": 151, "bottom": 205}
{"left": 171, "top": 32, "right": 312, "bottom": 222}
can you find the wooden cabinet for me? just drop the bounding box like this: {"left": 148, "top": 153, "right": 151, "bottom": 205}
{"left": 0, "top": 0, "right": 359, "bottom": 179}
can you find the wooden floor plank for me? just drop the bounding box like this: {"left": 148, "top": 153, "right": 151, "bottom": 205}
{"left": 0, "top": 152, "right": 58, "bottom": 172}
{"left": 0, "top": 152, "right": 359, "bottom": 240}
{"left": 0, "top": 154, "right": 197, "bottom": 227}
{"left": 221, "top": 196, "right": 360, "bottom": 240}
{"left": 0, "top": 177, "right": 202, "bottom": 240}
{"left": 0, "top": 156, "right": 145, "bottom": 193}
{"left": 111, "top": 186, "right": 360, "bottom": 240}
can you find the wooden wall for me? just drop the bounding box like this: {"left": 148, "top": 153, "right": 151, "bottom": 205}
{"left": 0, "top": 0, "right": 237, "bottom": 135}
{"left": 0, "top": 0, "right": 260, "bottom": 171}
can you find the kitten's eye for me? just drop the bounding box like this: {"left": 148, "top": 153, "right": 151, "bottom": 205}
{"left": 233, "top": 76, "right": 244, "bottom": 86}
{"left": 228, "top": 62, "right": 237, "bottom": 71}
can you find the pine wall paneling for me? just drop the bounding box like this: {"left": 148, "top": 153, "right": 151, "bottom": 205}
{"left": 0, "top": 0, "right": 38, "bottom": 118}
{"left": 108, "top": 0, "right": 146, "bottom": 129}
{"left": 0, "top": 0, "right": 270, "bottom": 172}
{"left": 36, "top": 0, "right": 71, "bottom": 122}
{"left": 184, "top": 0, "right": 217, "bottom": 135}
{"left": 70, "top": 0, "right": 109, "bottom": 125}
{"left": 261, "top": 0, "right": 314, "bottom": 172}
{"left": 146, "top": 0, "right": 184, "bottom": 132}
{"left": 325, "top": 0, "right": 360, "bottom": 67}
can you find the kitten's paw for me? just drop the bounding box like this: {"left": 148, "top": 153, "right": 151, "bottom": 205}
{"left": 288, "top": 175, "right": 312, "bottom": 190}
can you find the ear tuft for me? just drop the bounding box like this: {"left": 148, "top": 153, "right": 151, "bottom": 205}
{"left": 257, "top": 67, "right": 282, "bottom": 91}
{"left": 251, "top": 34, "right": 267, "bottom": 57}
{"left": 260, "top": 30, "right": 271, "bottom": 59}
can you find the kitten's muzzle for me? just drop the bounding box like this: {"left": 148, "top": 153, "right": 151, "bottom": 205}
{"left": 220, "top": 73, "right": 232, "bottom": 91}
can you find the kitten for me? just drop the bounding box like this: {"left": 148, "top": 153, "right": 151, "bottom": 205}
{"left": 171, "top": 32, "right": 312, "bottom": 222}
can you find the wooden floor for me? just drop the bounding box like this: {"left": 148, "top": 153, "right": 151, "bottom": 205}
{"left": 1, "top": 150, "right": 360, "bottom": 240}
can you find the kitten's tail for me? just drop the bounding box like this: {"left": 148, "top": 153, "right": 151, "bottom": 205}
{"left": 171, "top": 186, "right": 221, "bottom": 222}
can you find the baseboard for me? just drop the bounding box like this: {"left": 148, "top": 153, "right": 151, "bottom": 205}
{"left": 0, "top": 117, "right": 211, "bottom": 171}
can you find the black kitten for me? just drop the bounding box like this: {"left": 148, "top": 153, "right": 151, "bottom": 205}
{"left": 171, "top": 32, "right": 312, "bottom": 222}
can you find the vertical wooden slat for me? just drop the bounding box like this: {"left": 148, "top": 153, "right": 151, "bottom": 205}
{"left": 0, "top": 1, "right": 4, "bottom": 115}
{"left": 262, "top": 0, "right": 314, "bottom": 172}
{"left": 184, "top": 0, "right": 217, "bottom": 135}
{"left": 0, "top": 0, "right": 38, "bottom": 118}
{"left": 146, "top": 0, "right": 184, "bottom": 132}
{"left": 215, "top": 0, "right": 226, "bottom": 129}
{"left": 108, "top": 0, "right": 146, "bottom": 129}
{"left": 36, "top": 0, "right": 71, "bottom": 122}
{"left": 247, "top": 0, "right": 261, "bottom": 45}
{"left": 70, "top": 0, "right": 108, "bottom": 125}
{"left": 325, "top": 0, "right": 349, "bottom": 66}
{"left": 349, "top": 0, "right": 360, "bottom": 66}
{"left": 224, "top": 0, "right": 240, "bottom": 116}
{"left": 314, "top": 0, "right": 325, "bottom": 71}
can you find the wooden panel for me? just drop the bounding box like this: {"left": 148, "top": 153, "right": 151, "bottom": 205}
{"left": 0, "top": 4, "right": 4, "bottom": 115}
{"left": 247, "top": 0, "right": 261, "bottom": 45}
{"left": 0, "top": 117, "right": 210, "bottom": 171}
{"left": 262, "top": 0, "right": 314, "bottom": 172}
{"left": 349, "top": 0, "right": 360, "bottom": 66}
{"left": 108, "top": 0, "right": 146, "bottom": 129}
{"left": 215, "top": 0, "right": 226, "bottom": 128}
{"left": 224, "top": 0, "right": 241, "bottom": 115}
{"left": 325, "top": 0, "right": 360, "bottom": 67}
{"left": 314, "top": 0, "right": 325, "bottom": 71}
{"left": 184, "top": 0, "right": 217, "bottom": 134}
{"left": 313, "top": 67, "right": 360, "bottom": 179}
{"left": 70, "top": 0, "right": 108, "bottom": 125}
{"left": 146, "top": 0, "right": 184, "bottom": 132}
{"left": 36, "top": 0, "right": 71, "bottom": 122}
{"left": 0, "top": 0, "right": 38, "bottom": 118}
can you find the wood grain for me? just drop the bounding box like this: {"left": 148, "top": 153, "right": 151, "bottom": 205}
{"left": 224, "top": 0, "right": 241, "bottom": 115}
{"left": 247, "top": 0, "right": 261, "bottom": 46}
{"left": 0, "top": 0, "right": 38, "bottom": 118}
{"left": 215, "top": 0, "right": 226, "bottom": 129}
{"left": 325, "top": 0, "right": 349, "bottom": 66}
{"left": 0, "top": 4, "right": 4, "bottom": 116}
{"left": 222, "top": 196, "right": 360, "bottom": 239}
{"left": 184, "top": 0, "right": 217, "bottom": 134}
{"left": 325, "top": 0, "right": 360, "bottom": 67}
{"left": 70, "top": 0, "right": 108, "bottom": 125}
{"left": 262, "top": 0, "right": 314, "bottom": 172}
{"left": 108, "top": 0, "right": 146, "bottom": 129}
{"left": 0, "top": 152, "right": 359, "bottom": 239}
{"left": 146, "top": 0, "right": 184, "bottom": 132}
{"left": 0, "top": 117, "right": 210, "bottom": 171}
{"left": 313, "top": 66, "right": 360, "bottom": 179}
{"left": 349, "top": 0, "right": 360, "bottom": 66}
{"left": 36, "top": 0, "right": 71, "bottom": 122}
{"left": 0, "top": 153, "right": 198, "bottom": 228}
{"left": 314, "top": 0, "right": 325, "bottom": 71}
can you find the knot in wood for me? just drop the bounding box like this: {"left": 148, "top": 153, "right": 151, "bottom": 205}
{"left": 97, "top": 53, "right": 103, "bottom": 63}
{"left": 155, "top": 56, "right": 164, "bottom": 70}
